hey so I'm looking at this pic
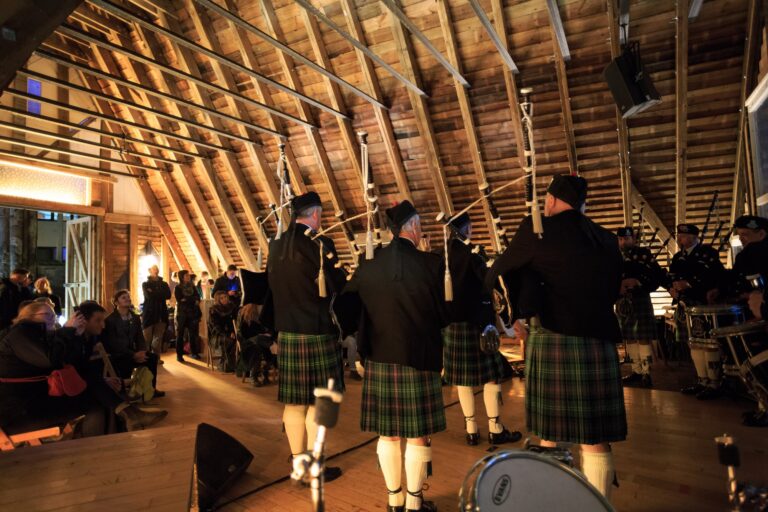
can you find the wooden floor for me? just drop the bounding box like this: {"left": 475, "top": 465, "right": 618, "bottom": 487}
{"left": 2, "top": 355, "right": 767, "bottom": 512}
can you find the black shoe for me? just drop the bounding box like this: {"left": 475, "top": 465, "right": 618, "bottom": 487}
{"left": 681, "top": 383, "right": 705, "bottom": 395}
{"left": 406, "top": 500, "right": 437, "bottom": 512}
{"left": 488, "top": 427, "right": 522, "bottom": 445}
{"left": 622, "top": 372, "right": 643, "bottom": 385}
{"left": 641, "top": 374, "right": 653, "bottom": 388}
{"left": 742, "top": 410, "right": 768, "bottom": 427}
{"left": 324, "top": 466, "right": 343, "bottom": 482}
{"left": 118, "top": 405, "right": 168, "bottom": 431}
{"left": 388, "top": 507, "right": 405, "bottom": 512}
{"left": 153, "top": 390, "right": 166, "bottom": 398}
{"left": 177, "top": 356, "right": 185, "bottom": 362}
{"left": 696, "top": 386, "right": 721, "bottom": 400}
{"left": 466, "top": 432, "right": 479, "bottom": 446}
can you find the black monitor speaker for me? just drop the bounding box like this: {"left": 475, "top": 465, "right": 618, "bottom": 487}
{"left": 603, "top": 43, "right": 661, "bottom": 118}
{"left": 193, "top": 423, "right": 253, "bottom": 511}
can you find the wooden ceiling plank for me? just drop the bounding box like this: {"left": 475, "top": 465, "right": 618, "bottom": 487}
{"left": 435, "top": 0, "right": 499, "bottom": 251}
{"left": 675, "top": 0, "right": 689, "bottom": 227}
{"left": 388, "top": 0, "right": 453, "bottom": 216}
{"left": 339, "top": 0, "right": 413, "bottom": 202}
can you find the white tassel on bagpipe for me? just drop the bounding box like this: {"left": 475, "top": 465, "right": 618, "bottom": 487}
{"left": 317, "top": 241, "right": 327, "bottom": 298}
{"left": 357, "top": 131, "right": 378, "bottom": 260}
{"left": 519, "top": 88, "right": 544, "bottom": 238}
{"left": 443, "top": 224, "right": 454, "bottom": 301}
{"left": 275, "top": 141, "right": 293, "bottom": 240}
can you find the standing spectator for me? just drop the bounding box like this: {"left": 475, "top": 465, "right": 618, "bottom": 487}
{"left": 175, "top": 270, "right": 201, "bottom": 362}
{"left": 197, "top": 271, "right": 211, "bottom": 299}
{"left": 0, "top": 268, "right": 33, "bottom": 330}
{"left": 209, "top": 291, "right": 238, "bottom": 372}
{"left": 213, "top": 265, "right": 242, "bottom": 305}
{"left": 103, "top": 290, "right": 164, "bottom": 397}
{"left": 141, "top": 265, "right": 171, "bottom": 355}
{"left": 32, "top": 277, "right": 62, "bottom": 317}
{"left": 168, "top": 272, "right": 179, "bottom": 306}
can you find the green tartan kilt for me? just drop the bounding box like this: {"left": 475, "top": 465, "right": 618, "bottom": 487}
{"left": 616, "top": 292, "right": 657, "bottom": 341}
{"left": 442, "top": 322, "right": 509, "bottom": 386}
{"left": 277, "top": 332, "right": 344, "bottom": 405}
{"left": 361, "top": 360, "right": 446, "bottom": 438}
{"left": 526, "top": 328, "right": 627, "bottom": 445}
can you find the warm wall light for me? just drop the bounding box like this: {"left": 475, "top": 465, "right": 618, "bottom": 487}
{"left": 0, "top": 160, "right": 89, "bottom": 205}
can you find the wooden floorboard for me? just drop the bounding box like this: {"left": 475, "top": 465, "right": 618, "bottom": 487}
{"left": 1, "top": 354, "right": 767, "bottom": 511}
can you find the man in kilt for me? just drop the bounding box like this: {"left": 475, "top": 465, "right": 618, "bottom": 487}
{"left": 265, "top": 191, "right": 346, "bottom": 480}
{"left": 615, "top": 226, "right": 666, "bottom": 388}
{"left": 344, "top": 201, "right": 448, "bottom": 512}
{"left": 667, "top": 223, "right": 725, "bottom": 400}
{"left": 443, "top": 213, "right": 521, "bottom": 446}
{"left": 485, "top": 175, "right": 625, "bottom": 501}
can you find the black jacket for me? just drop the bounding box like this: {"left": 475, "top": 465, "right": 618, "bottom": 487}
{"left": 175, "top": 283, "right": 201, "bottom": 320}
{"left": 620, "top": 246, "right": 667, "bottom": 296}
{"left": 103, "top": 310, "right": 147, "bottom": 358}
{"left": 265, "top": 222, "right": 346, "bottom": 335}
{"left": 0, "top": 278, "right": 32, "bottom": 330}
{"left": 486, "top": 210, "right": 623, "bottom": 342}
{"left": 447, "top": 238, "right": 495, "bottom": 328}
{"left": 728, "top": 238, "right": 768, "bottom": 296}
{"left": 344, "top": 237, "right": 448, "bottom": 372}
{"left": 209, "top": 303, "right": 237, "bottom": 338}
{"left": 32, "top": 291, "right": 63, "bottom": 316}
{"left": 667, "top": 243, "right": 724, "bottom": 303}
{"left": 141, "top": 277, "right": 171, "bottom": 327}
{"left": 213, "top": 275, "right": 242, "bottom": 303}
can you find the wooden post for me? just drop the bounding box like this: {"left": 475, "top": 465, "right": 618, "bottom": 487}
{"left": 675, "top": 0, "right": 689, "bottom": 228}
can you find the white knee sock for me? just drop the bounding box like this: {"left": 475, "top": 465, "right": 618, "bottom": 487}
{"left": 305, "top": 405, "right": 318, "bottom": 451}
{"left": 581, "top": 450, "right": 615, "bottom": 501}
{"left": 404, "top": 444, "right": 431, "bottom": 510}
{"left": 638, "top": 343, "right": 653, "bottom": 376}
{"left": 483, "top": 383, "right": 503, "bottom": 434}
{"left": 283, "top": 405, "right": 308, "bottom": 456}
{"left": 457, "top": 386, "right": 477, "bottom": 434}
{"left": 626, "top": 342, "right": 641, "bottom": 374}
{"left": 704, "top": 349, "right": 722, "bottom": 387}
{"left": 377, "top": 438, "right": 404, "bottom": 507}
{"left": 690, "top": 348, "right": 708, "bottom": 382}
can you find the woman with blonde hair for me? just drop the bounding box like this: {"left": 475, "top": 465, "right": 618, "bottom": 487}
{"left": 33, "top": 277, "right": 62, "bottom": 316}
{"left": 236, "top": 303, "right": 276, "bottom": 385}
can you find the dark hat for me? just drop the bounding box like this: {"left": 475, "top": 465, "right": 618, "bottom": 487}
{"left": 291, "top": 191, "right": 322, "bottom": 215}
{"left": 734, "top": 215, "right": 768, "bottom": 231}
{"left": 449, "top": 212, "right": 471, "bottom": 232}
{"left": 617, "top": 226, "right": 635, "bottom": 237}
{"left": 386, "top": 200, "right": 418, "bottom": 230}
{"left": 677, "top": 223, "right": 700, "bottom": 236}
{"left": 546, "top": 174, "right": 588, "bottom": 209}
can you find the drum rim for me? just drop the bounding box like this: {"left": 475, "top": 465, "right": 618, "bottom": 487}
{"left": 458, "top": 450, "right": 615, "bottom": 512}
{"left": 711, "top": 321, "right": 768, "bottom": 337}
{"left": 687, "top": 304, "right": 744, "bottom": 315}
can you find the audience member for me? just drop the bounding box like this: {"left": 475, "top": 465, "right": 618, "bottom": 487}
{"left": 236, "top": 303, "right": 275, "bottom": 385}
{"left": 213, "top": 265, "right": 242, "bottom": 305}
{"left": 209, "top": 291, "right": 237, "bottom": 372}
{"left": 197, "top": 271, "right": 211, "bottom": 299}
{"left": 33, "top": 277, "right": 63, "bottom": 316}
{"left": 175, "top": 270, "right": 201, "bottom": 362}
{"left": 141, "top": 265, "right": 171, "bottom": 354}
{"left": 0, "top": 268, "right": 33, "bottom": 330}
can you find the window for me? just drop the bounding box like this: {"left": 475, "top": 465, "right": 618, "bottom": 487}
{"left": 746, "top": 74, "right": 768, "bottom": 218}
{"left": 26, "top": 78, "right": 41, "bottom": 115}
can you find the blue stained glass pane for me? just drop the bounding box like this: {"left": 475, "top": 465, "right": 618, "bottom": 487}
{"left": 27, "top": 78, "right": 41, "bottom": 114}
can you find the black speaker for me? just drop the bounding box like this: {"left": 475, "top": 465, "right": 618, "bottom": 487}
{"left": 194, "top": 423, "right": 253, "bottom": 511}
{"left": 603, "top": 44, "right": 661, "bottom": 118}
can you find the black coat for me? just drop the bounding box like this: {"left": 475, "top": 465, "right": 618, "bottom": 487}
{"left": 141, "top": 277, "right": 171, "bottom": 327}
{"left": 667, "top": 243, "right": 724, "bottom": 303}
{"left": 175, "top": 283, "right": 201, "bottom": 320}
{"left": 0, "top": 278, "right": 32, "bottom": 330}
{"left": 447, "top": 238, "right": 495, "bottom": 328}
{"left": 213, "top": 275, "right": 242, "bottom": 303}
{"left": 728, "top": 238, "right": 768, "bottom": 296}
{"left": 621, "top": 246, "right": 667, "bottom": 296}
{"left": 32, "top": 291, "right": 63, "bottom": 316}
{"left": 265, "top": 222, "right": 346, "bottom": 335}
{"left": 344, "top": 237, "right": 448, "bottom": 372}
{"left": 486, "top": 210, "right": 623, "bottom": 342}
{"left": 103, "top": 310, "right": 147, "bottom": 358}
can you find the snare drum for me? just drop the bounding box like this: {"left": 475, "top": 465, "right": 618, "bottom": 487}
{"left": 458, "top": 451, "right": 614, "bottom": 512}
{"left": 711, "top": 322, "right": 768, "bottom": 410}
{"left": 686, "top": 305, "right": 745, "bottom": 366}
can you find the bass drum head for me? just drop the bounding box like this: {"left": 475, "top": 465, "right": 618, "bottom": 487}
{"left": 459, "top": 451, "right": 614, "bottom": 512}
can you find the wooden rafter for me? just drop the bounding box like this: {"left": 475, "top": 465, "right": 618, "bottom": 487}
{"left": 435, "top": 0, "right": 498, "bottom": 251}
{"left": 630, "top": 184, "right": 676, "bottom": 255}
{"left": 388, "top": 0, "right": 453, "bottom": 216}
{"left": 339, "top": 0, "right": 413, "bottom": 202}
{"left": 546, "top": 2, "right": 578, "bottom": 176}
{"left": 675, "top": 0, "right": 689, "bottom": 227}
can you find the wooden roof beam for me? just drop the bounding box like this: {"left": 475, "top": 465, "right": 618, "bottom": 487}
{"left": 87, "top": 0, "right": 348, "bottom": 120}
{"left": 675, "top": 0, "right": 689, "bottom": 227}
{"left": 339, "top": 0, "right": 413, "bottom": 202}
{"left": 545, "top": 0, "right": 571, "bottom": 61}
{"left": 546, "top": 1, "right": 578, "bottom": 176}
{"left": 435, "top": 0, "right": 498, "bottom": 251}
{"left": 607, "top": 0, "right": 632, "bottom": 225}
{"left": 388, "top": 0, "right": 453, "bottom": 216}
{"left": 469, "top": 0, "right": 519, "bottom": 74}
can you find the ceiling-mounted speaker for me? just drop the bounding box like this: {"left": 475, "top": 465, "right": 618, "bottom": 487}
{"left": 603, "top": 43, "right": 661, "bottom": 118}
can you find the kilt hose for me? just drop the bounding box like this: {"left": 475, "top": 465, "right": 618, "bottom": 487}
{"left": 277, "top": 332, "right": 344, "bottom": 405}
{"left": 442, "top": 322, "right": 509, "bottom": 387}
{"left": 616, "top": 292, "right": 657, "bottom": 341}
{"left": 526, "top": 327, "right": 627, "bottom": 445}
{"left": 361, "top": 360, "right": 446, "bottom": 438}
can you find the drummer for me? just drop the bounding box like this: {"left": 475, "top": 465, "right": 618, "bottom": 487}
{"left": 726, "top": 215, "right": 768, "bottom": 305}
{"left": 667, "top": 223, "right": 725, "bottom": 400}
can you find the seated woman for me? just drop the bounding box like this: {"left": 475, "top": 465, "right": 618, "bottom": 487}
{"left": 209, "top": 291, "right": 238, "bottom": 373}
{"left": 237, "top": 303, "right": 276, "bottom": 385}
{"left": 0, "top": 302, "right": 102, "bottom": 436}
{"left": 103, "top": 290, "right": 163, "bottom": 397}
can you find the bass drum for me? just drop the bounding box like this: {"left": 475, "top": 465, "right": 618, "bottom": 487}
{"left": 459, "top": 451, "right": 614, "bottom": 512}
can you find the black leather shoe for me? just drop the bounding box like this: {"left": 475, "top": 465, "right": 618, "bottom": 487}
{"left": 696, "top": 386, "right": 721, "bottom": 400}
{"left": 388, "top": 507, "right": 404, "bottom": 512}
{"left": 406, "top": 500, "right": 437, "bottom": 512}
{"left": 466, "top": 432, "right": 479, "bottom": 446}
{"left": 622, "top": 372, "right": 643, "bottom": 385}
{"left": 153, "top": 390, "right": 166, "bottom": 398}
{"left": 177, "top": 356, "right": 185, "bottom": 363}
{"left": 324, "top": 466, "right": 343, "bottom": 482}
{"left": 681, "top": 383, "right": 705, "bottom": 395}
{"left": 488, "top": 427, "right": 522, "bottom": 445}
{"left": 640, "top": 374, "right": 653, "bottom": 388}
